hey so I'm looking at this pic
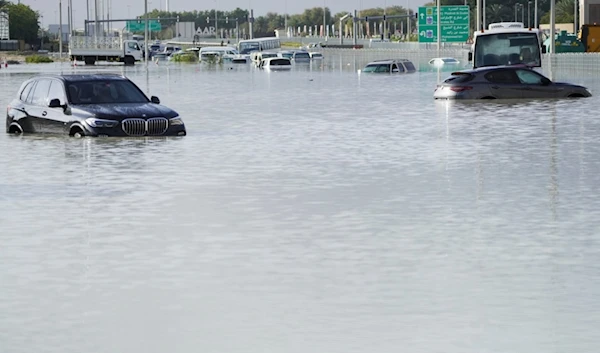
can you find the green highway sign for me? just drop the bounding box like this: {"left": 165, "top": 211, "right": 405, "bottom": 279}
{"left": 126, "top": 20, "right": 161, "bottom": 32}
{"left": 418, "top": 5, "right": 469, "bottom": 43}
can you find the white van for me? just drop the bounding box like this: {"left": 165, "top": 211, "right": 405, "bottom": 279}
{"left": 250, "top": 51, "right": 279, "bottom": 65}
{"left": 199, "top": 46, "right": 240, "bottom": 62}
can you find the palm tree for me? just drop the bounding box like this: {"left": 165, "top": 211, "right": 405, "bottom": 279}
{"left": 540, "top": 0, "right": 574, "bottom": 23}
{"left": 486, "top": 4, "right": 511, "bottom": 23}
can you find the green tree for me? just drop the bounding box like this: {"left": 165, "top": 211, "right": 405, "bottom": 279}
{"left": 540, "top": 0, "right": 574, "bottom": 23}
{"left": 5, "top": 3, "right": 39, "bottom": 44}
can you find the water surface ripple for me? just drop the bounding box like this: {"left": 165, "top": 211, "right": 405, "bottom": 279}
{"left": 1, "top": 58, "right": 599, "bottom": 353}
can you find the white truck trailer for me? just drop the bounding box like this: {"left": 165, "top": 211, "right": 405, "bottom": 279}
{"left": 69, "top": 35, "right": 143, "bottom": 66}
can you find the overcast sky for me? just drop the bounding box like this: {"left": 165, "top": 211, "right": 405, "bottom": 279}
{"left": 22, "top": 0, "right": 428, "bottom": 28}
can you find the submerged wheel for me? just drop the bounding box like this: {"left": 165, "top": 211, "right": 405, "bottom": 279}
{"left": 7, "top": 123, "right": 23, "bottom": 134}
{"left": 84, "top": 57, "right": 96, "bottom": 65}
{"left": 124, "top": 56, "right": 135, "bottom": 66}
{"left": 70, "top": 126, "right": 85, "bottom": 138}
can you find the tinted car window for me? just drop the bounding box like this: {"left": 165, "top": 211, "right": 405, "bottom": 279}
{"left": 67, "top": 80, "right": 149, "bottom": 104}
{"left": 515, "top": 69, "right": 546, "bottom": 84}
{"left": 270, "top": 59, "right": 290, "bottom": 66}
{"left": 31, "top": 79, "right": 51, "bottom": 106}
{"left": 403, "top": 61, "right": 416, "bottom": 71}
{"left": 444, "top": 73, "right": 474, "bottom": 83}
{"left": 48, "top": 80, "right": 67, "bottom": 105}
{"left": 20, "top": 82, "right": 33, "bottom": 102}
{"left": 484, "top": 70, "right": 520, "bottom": 84}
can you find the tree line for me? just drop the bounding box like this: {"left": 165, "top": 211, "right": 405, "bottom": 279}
{"left": 1, "top": 0, "right": 39, "bottom": 44}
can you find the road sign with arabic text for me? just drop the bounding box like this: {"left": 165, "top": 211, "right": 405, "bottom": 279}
{"left": 418, "top": 6, "right": 469, "bottom": 43}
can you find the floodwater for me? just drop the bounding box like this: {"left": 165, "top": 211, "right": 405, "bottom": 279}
{"left": 1, "top": 56, "right": 599, "bottom": 353}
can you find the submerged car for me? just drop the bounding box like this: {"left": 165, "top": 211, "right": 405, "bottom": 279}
{"left": 428, "top": 57, "right": 461, "bottom": 67}
{"left": 6, "top": 74, "right": 186, "bottom": 137}
{"left": 434, "top": 66, "right": 592, "bottom": 100}
{"left": 362, "top": 59, "right": 416, "bottom": 74}
{"left": 257, "top": 57, "right": 292, "bottom": 71}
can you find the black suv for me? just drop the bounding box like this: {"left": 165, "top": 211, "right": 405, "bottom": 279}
{"left": 6, "top": 74, "right": 186, "bottom": 137}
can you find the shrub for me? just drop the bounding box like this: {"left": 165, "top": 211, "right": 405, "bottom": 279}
{"left": 25, "top": 55, "right": 54, "bottom": 63}
{"left": 170, "top": 53, "right": 197, "bottom": 63}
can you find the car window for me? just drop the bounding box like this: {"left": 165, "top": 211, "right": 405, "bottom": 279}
{"left": 444, "top": 73, "right": 474, "bottom": 83}
{"left": 20, "top": 82, "right": 33, "bottom": 102}
{"left": 68, "top": 80, "right": 149, "bottom": 104}
{"left": 127, "top": 42, "right": 138, "bottom": 50}
{"left": 48, "top": 80, "right": 67, "bottom": 105}
{"left": 515, "top": 69, "right": 547, "bottom": 84}
{"left": 375, "top": 64, "right": 390, "bottom": 73}
{"left": 404, "top": 61, "right": 416, "bottom": 71}
{"left": 31, "top": 79, "right": 51, "bottom": 106}
{"left": 484, "top": 70, "right": 520, "bottom": 84}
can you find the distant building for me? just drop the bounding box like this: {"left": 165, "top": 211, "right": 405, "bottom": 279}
{"left": 47, "top": 24, "right": 70, "bottom": 42}
{"left": 0, "top": 11, "right": 9, "bottom": 40}
{"left": 580, "top": 0, "right": 600, "bottom": 24}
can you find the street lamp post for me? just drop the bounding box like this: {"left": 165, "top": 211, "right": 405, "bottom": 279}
{"left": 144, "top": 0, "right": 148, "bottom": 68}
{"left": 528, "top": 1, "right": 531, "bottom": 27}
{"left": 59, "top": 0, "right": 63, "bottom": 58}
{"left": 40, "top": 15, "right": 43, "bottom": 50}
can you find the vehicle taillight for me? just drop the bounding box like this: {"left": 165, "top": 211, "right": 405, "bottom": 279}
{"left": 450, "top": 86, "right": 473, "bottom": 92}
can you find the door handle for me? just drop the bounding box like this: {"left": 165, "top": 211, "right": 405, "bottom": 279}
{"left": 42, "top": 111, "right": 47, "bottom": 116}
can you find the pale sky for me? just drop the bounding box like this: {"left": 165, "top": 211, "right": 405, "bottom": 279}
{"left": 22, "top": 0, "right": 428, "bottom": 28}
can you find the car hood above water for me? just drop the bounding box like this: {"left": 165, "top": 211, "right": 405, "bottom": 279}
{"left": 73, "top": 103, "right": 179, "bottom": 120}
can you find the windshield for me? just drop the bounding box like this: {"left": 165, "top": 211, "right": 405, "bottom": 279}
{"left": 67, "top": 80, "right": 149, "bottom": 104}
{"left": 403, "top": 61, "right": 416, "bottom": 71}
{"left": 239, "top": 42, "right": 259, "bottom": 54}
{"left": 363, "top": 64, "right": 390, "bottom": 73}
{"left": 473, "top": 32, "right": 541, "bottom": 68}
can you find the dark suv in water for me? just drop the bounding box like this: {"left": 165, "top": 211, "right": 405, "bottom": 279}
{"left": 6, "top": 74, "right": 186, "bottom": 137}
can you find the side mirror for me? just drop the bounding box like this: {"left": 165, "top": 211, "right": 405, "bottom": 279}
{"left": 150, "top": 96, "right": 160, "bottom": 104}
{"left": 468, "top": 52, "right": 473, "bottom": 61}
{"left": 48, "top": 98, "right": 63, "bottom": 108}
{"left": 541, "top": 45, "right": 547, "bottom": 54}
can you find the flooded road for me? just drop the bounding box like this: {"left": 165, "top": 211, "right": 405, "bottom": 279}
{"left": 1, "top": 58, "right": 599, "bottom": 353}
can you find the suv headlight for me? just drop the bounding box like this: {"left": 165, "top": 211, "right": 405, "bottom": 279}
{"left": 169, "top": 117, "right": 184, "bottom": 126}
{"left": 85, "top": 118, "right": 118, "bottom": 128}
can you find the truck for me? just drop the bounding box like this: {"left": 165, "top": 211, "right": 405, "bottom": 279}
{"left": 69, "top": 35, "right": 143, "bottom": 66}
{"left": 468, "top": 22, "right": 546, "bottom": 69}
{"left": 579, "top": 24, "right": 600, "bottom": 52}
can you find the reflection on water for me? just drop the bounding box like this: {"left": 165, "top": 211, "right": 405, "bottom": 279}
{"left": 1, "top": 57, "right": 600, "bottom": 353}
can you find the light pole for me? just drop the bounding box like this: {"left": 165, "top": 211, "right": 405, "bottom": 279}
{"left": 144, "top": 0, "right": 148, "bottom": 68}
{"left": 214, "top": 0, "right": 218, "bottom": 39}
{"left": 40, "top": 15, "right": 43, "bottom": 50}
{"left": 521, "top": 3, "right": 524, "bottom": 24}
{"left": 59, "top": 0, "right": 63, "bottom": 58}
{"left": 528, "top": 1, "right": 531, "bottom": 27}
{"left": 323, "top": 0, "right": 326, "bottom": 38}
{"left": 534, "top": 0, "right": 538, "bottom": 28}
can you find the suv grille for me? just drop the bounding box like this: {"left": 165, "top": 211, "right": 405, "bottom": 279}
{"left": 122, "top": 118, "right": 169, "bottom": 136}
